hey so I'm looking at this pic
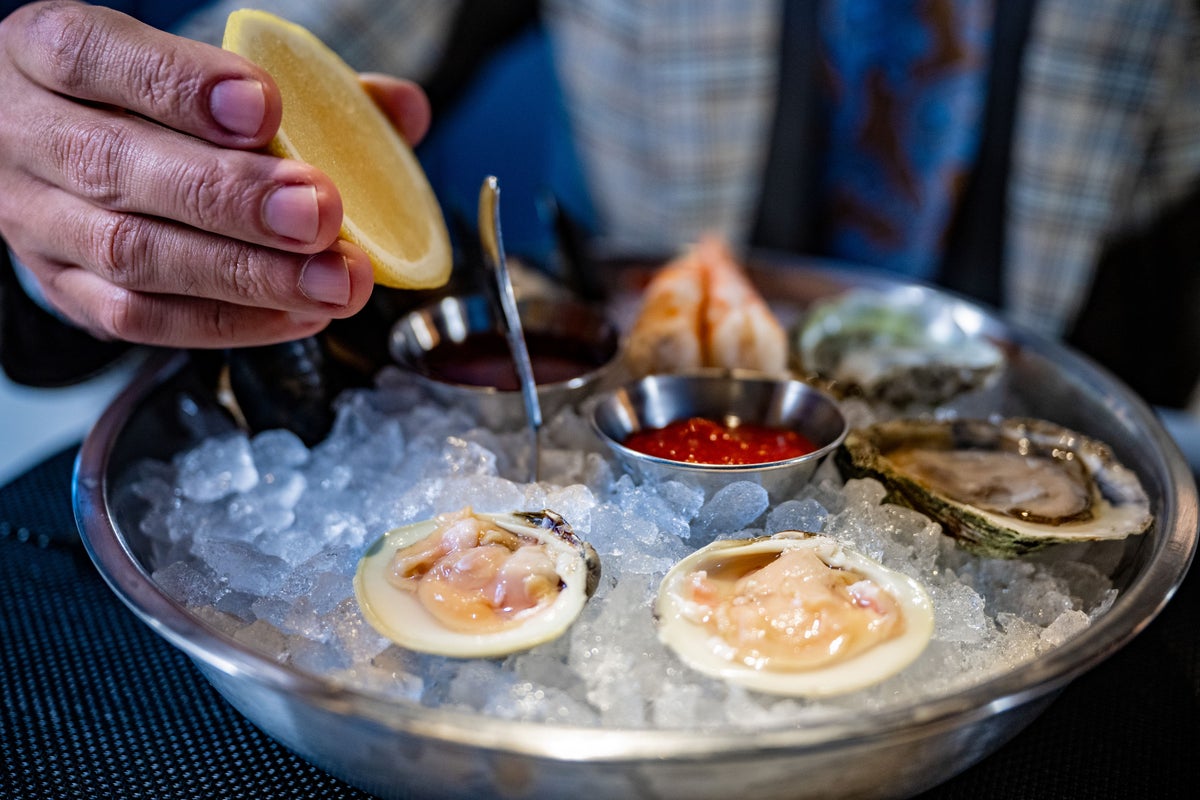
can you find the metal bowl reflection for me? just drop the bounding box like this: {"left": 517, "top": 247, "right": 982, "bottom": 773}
{"left": 591, "top": 371, "right": 847, "bottom": 501}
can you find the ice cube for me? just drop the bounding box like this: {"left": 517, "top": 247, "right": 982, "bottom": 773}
{"left": 439, "top": 436, "right": 499, "bottom": 477}
{"left": 175, "top": 434, "right": 258, "bottom": 502}
{"left": 191, "top": 538, "right": 289, "bottom": 595}
{"left": 232, "top": 618, "right": 290, "bottom": 660}
{"left": 250, "top": 428, "right": 310, "bottom": 470}
{"left": 1040, "top": 609, "right": 1090, "bottom": 647}
{"left": 930, "top": 580, "right": 989, "bottom": 644}
{"left": 692, "top": 481, "right": 770, "bottom": 543}
{"left": 765, "top": 498, "right": 829, "bottom": 534}
{"left": 289, "top": 636, "right": 350, "bottom": 673}
{"left": 152, "top": 560, "right": 222, "bottom": 607}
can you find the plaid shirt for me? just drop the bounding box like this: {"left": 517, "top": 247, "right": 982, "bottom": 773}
{"left": 179, "top": 0, "right": 1200, "bottom": 338}
{"left": 1006, "top": 0, "right": 1200, "bottom": 336}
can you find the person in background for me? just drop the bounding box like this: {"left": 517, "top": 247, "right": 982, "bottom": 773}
{"left": 1, "top": 0, "right": 1198, "bottom": 409}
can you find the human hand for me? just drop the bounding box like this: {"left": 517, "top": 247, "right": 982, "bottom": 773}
{"left": 0, "top": 1, "right": 431, "bottom": 348}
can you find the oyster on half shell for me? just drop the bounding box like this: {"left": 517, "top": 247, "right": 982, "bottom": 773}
{"left": 655, "top": 532, "right": 934, "bottom": 697}
{"left": 791, "top": 287, "right": 1005, "bottom": 408}
{"left": 836, "top": 418, "right": 1154, "bottom": 557}
{"left": 355, "top": 507, "right": 600, "bottom": 658}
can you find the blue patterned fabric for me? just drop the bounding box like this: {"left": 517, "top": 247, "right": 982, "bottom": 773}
{"left": 818, "top": 0, "right": 993, "bottom": 280}
{"left": 416, "top": 27, "right": 597, "bottom": 268}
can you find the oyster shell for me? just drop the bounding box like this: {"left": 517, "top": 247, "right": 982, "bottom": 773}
{"left": 836, "top": 418, "right": 1154, "bottom": 557}
{"left": 355, "top": 507, "right": 600, "bottom": 658}
{"left": 791, "top": 287, "right": 1004, "bottom": 407}
{"left": 655, "top": 532, "right": 933, "bottom": 697}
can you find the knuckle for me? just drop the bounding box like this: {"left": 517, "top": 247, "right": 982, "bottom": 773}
{"left": 186, "top": 238, "right": 267, "bottom": 303}
{"left": 223, "top": 248, "right": 266, "bottom": 301}
{"left": 29, "top": 2, "right": 108, "bottom": 94}
{"left": 90, "top": 211, "right": 150, "bottom": 284}
{"left": 207, "top": 241, "right": 276, "bottom": 307}
{"left": 208, "top": 302, "right": 241, "bottom": 342}
{"left": 173, "top": 159, "right": 222, "bottom": 224}
{"left": 91, "top": 285, "right": 141, "bottom": 342}
{"left": 27, "top": 3, "right": 205, "bottom": 119}
{"left": 101, "top": 287, "right": 183, "bottom": 346}
{"left": 135, "top": 47, "right": 176, "bottom": 107}
{"left": 169, "top": 155, "right": 254, "bottom": 232}
{"left": 53, "top": 118, "right": 127, "bottom": 204}
{"left": 134, "top": 47, "right": 204, "bottom": 117}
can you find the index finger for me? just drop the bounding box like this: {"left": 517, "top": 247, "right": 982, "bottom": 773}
{"left": 7, "top": 1, "right": 281, "bottom": 147}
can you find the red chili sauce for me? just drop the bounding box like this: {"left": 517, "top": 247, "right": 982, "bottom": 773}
{"left": 622, "top": 417, "right": 819, "bottom": 466}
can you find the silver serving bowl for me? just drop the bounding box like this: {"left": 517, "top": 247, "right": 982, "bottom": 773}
{"left": 75, "top": 263, "right": 1197, "bottom": 800}
{"left": 389, "top": 293, "right": 623, "bottom": 428}
{"left": 592, "top": 371, "right": 847, "bottom": 501}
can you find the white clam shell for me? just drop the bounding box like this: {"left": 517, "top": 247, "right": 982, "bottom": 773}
{"left": 655, "top": 532, "right": 934, "bottom": 697}
{"left": 355, "top": 509, "right": 599, "bottom": 659}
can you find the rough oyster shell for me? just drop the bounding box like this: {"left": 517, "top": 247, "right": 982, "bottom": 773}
{"left": 791, "top": 287, "right": 1005, "bottom": 407}
{"left": 655, "top": 532, "right": 934, "bottom": 696}
{"left": 836, "top": 417, "right": 1154, "bottom": 557}
{"left": 355, "top": 508, "right": 600, "bottom": 658}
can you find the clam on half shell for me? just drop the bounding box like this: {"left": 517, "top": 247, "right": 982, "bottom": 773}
{"left": 355, "top": 508, "right": 600, "bottom": 658}
{"left": 655, "top": 532, "right": 934, "bottom": 697}
{"left": 836, "top": 417, "right": 1154, "bottom": 558}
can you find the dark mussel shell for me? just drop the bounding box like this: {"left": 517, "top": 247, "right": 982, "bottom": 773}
{"left": 220, "top": 290, "right": 438, "bottom": 445}
{"left": 224, "top": 335, "right": 350, "bottom": 447}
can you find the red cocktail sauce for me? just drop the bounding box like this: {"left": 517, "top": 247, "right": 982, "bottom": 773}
{"left": 622, "top": 417, "right": 819, "bottom": 466}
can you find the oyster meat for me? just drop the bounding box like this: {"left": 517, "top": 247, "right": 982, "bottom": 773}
{"left": 655, "top": 532, "right": 933, "bottom": 697}
{"left": 837, "top": 417, "right": 1154, "bottom": 557}
{"left": 355, "top": 507, "right": 600, "bottom": 658}
{"left": 792, "top": 287, "right": 1004, "bottom": 407}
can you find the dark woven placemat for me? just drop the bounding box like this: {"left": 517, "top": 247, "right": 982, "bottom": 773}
{"left": 2, "top": 445, "right": 1197, "bottom": 799}
{"left": 0, "top": 446, "right": 374, "bottom": 800}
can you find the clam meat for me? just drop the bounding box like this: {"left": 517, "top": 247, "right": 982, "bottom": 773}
{"left": 355, "top": 507, "right": 600, "bottom": 658}
{"left": 837, "top": 417, "right": 1154, "bottom": 557}
{"left": 655, "top": 532, "right": 934, "bottom": 697}
{"left": 792, "top": 287, "right": 1004, "bottom": 407}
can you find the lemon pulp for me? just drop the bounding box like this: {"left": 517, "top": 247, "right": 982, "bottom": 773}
{"left": 223, "top": 9, "right": 451, "bottom": 289}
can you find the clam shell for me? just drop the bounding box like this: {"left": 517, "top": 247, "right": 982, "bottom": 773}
{"left": 655, "top": 532, "right": 934, "bottom": 697}
{"left": 355, "top": 509, "right": 600, "bottom": 658}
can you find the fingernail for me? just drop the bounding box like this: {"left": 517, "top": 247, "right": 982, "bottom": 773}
{"left": 264, "top": 184, "right": 319, "bottom": 243}
{"left": 299, "top": 251, "right": 350, "bottom": 306}
{"left": 210, "top": 78, "right": 266, "bottom": 137}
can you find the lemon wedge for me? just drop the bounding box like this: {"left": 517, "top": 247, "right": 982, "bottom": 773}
{"left": 223, "top": 9, "right": 452, "bottom": 289}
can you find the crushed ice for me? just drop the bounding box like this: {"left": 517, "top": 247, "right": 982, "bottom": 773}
{"left": 123, "top": 365, "right": 1122, "bottom": 730}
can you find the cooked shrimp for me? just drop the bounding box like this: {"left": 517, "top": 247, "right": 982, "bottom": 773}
{"left": 625, "top": 248, "right": 706, "bottom": 376}
{"left": 697, "top": 234, "right": 788, "bottom": 376}
{"left": 626, "top": 234, "right": 787, "bottom": 377}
